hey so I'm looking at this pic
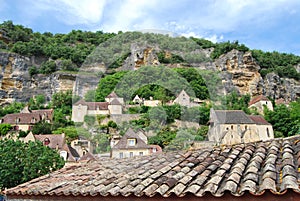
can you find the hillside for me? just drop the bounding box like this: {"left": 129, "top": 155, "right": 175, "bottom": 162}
{"left": 0, "top": 21, "right": 300, "bottom": 105}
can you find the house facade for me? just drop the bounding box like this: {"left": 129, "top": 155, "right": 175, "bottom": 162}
{"left": 248, "top": 95, "right": 273, "bottom": 114}
{"left": 111, "top": 128, "right": 161, "bottom": 158}
{"left": 71, "top": 92, "right": 124, "bottom": 122}
{"left": 208, "top": 108, "right": 274, "bottom": 145}
{"left": 0, "top": 107, "right": 53, "bottom": 131}
{"left": 173, "top": 90, "right": 202, "bottom": 107}
{"left": 23, "top": 132, "right": 79, "bottom": 162}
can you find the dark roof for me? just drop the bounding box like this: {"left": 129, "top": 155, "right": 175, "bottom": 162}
{"left": 214, "top": 110, "right": 255, "bottom": 124}
{"left": 73, "top": 100, "right": 109, "bottom": 110}
{"left": 110, "top": 98, "right": 122, "bottom": 105}
{"left": 106, "top": 91, "right": 119, "bottom": 98}
{"left": 248, "top": 115, "right": 271, "bottom": 125}
{"left": 5, "top": 135, "right": 300, "bottom": 198}
{"left": 1, "top": 109, "right": 53, "bottom": 125}
{"left": 113, "top": 128, "right": 150, "bottom": 149}
{"left": 249, "top": 95, "right": 270, "bottom": 106}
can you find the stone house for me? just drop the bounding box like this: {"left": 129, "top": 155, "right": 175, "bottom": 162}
{"left": 207, "top": 108, "right": 274, "bottom": 145}
{"left": 0, "top": 107, "right": 53, "bottom": 131}
{"left": 23, "top": 132, "right": 79, "bottom": 162}
{"left": 70, "top": 136, "right": 94, "bottom": 156}
{"left": 132, "top": 94, "right": 142, "bottom": 104}
{"left": 5, "top": 135, "right": 300, "bottom": 201}
{"left": 248, "top": 95, "right": 273, "bottom": 114}
{"left": 111, "top": 128, "right": 161, "bottom": 158}
{"left": 71, "top": 93, "right": 124, "bottom": 123}
{"left": 173, "top": 90, "right": 202, "bottom": 107}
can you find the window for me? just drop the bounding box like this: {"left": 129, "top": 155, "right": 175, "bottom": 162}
{"left": 231, "top": 125, "right": 233, "bottom": 130}
{"left": 128, "top": 139, "right": 136, "bottom": 146}
{"left": 267, "top": 128, "right": 270, "bottom": 138}
{"left": 44, "top": 138, "right": 50, "bottom": 145}
{"left": 129, "top": 152, "right": 133, "bottom": 158}
{"left": 139, "top": 152, "right": 143, "bottom": 156}
{"left": 245, "top": 125, "right": 248, "bottom": 130}
{"left": 119, "top": 152, "right": 123, "bottom": 159}
{"left": 153, "top": 148, "right": 157, "bottom": 153}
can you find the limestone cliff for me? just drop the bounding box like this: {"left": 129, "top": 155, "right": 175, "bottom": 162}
{"left": 0, "top": 52, "right": 76, "bottom": 105}
{"left": 212, "top": 49, "right": 299, "bottom": 101}
{"left": 1, "top": 47, "right": 299, "bottom": 105}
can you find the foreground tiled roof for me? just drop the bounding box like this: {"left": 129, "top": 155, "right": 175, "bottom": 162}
{"left": 5, "top": 135, "right": 300, "bottom": 198}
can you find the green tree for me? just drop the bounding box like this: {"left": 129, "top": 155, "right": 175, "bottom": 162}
{"left": 52, "top": 126, "right": 79, "bottom": 143}
{"left": 31, "top": 120, "right": 52, "bottom": 134}
{"left": 0, "top": 139, "right": 64, "bottom": 189}
{"left": 0, "top": 124, "right": 12, "bottom": 136}
{"left": 148, "top": 127, "right": 177, "bottom": 149}
{"left": 95, "top": 71, "right": 128, "bottom": 101}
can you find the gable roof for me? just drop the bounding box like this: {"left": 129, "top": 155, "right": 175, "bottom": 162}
{"left": 113, "top": 128, "right": 150, "bottom": 149}
{"left": 249, "top": 95, "right": 270, "bottom": 106}
{"left": 34, "top": 134, "right": 65, "bottom": 149}
{"left": 213, "top": 110, "right": 255, "bottom": 124}
{"left": 106, "top": 91, "right": 119, "bottom": 98}
{"left": 5, "top": 135, "right": 300, "bottom": 199}
{"left": 248, "top": 115, "right": 271, "bottom": 125}
{"left": 109, "top": 98, "right": 122, "bottom": 105}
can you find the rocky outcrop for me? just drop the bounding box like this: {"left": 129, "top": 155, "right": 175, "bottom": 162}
{"left": 122, "top": 43, "right": 160, "bottom": 70}
{"left": 212, "top": 50, "right": 299, "bottom": 101}
{"left": 0, "top": 52, "right": 76, "bottom": 105}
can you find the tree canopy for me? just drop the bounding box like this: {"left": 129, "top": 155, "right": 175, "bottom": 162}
{"left": 0, "top": 139, "right": 64, "bottom": 189}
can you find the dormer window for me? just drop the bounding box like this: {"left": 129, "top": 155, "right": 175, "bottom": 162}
{"left": 128, "top": 139, "right": 136, "bottom": 146}
{"left": 31, "top": 117, "right": 36, "bottom": 123}
{"left": 44, "top": 138, "right": 50, "bottom": 146}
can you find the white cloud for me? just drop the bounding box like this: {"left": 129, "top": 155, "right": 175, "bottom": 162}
{"left": 27, "top": 0, "right": 107, "bottom": 25}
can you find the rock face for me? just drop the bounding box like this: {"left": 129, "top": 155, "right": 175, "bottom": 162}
{"left": 213, "top": 49, "right": 264, "bottom": 97}
{"left": 212, "top": 49, "right": 299, "bottom": 101}
{"left": 123, "top": 43, "right": 160, "bottom": 70}
{"left": 0, "top": 52, "right": 76, "bottom": 105}
{"left": 0, "top": 47, "right": 299, "bottom": 105}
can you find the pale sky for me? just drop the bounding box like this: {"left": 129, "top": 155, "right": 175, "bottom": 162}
{"left": 1, "top": 0, "right": 300, "bottom": 55}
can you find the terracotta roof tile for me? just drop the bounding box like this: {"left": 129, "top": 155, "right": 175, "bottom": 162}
{"left": 5, "top": 135, "right": 300, "bottom": 199}
{"left": 249, "top": 95, "right": 270, "bottom": 106}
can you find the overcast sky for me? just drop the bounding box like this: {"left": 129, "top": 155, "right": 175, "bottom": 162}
{"left": 1, "top": 0, "right": 300, "bottom": 55}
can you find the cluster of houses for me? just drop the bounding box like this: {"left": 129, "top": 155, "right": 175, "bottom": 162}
{"left": 0, "top": 90, "right": 282, "bottom": 161}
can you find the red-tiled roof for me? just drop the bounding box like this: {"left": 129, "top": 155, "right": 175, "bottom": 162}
{"left": 5, "top": 135, "right": 300, "bottom": 198}
{"left": 248, "top": 115, "right": 271, "bottom": 125}
{"left": 34, "top": 134, "right": 65, "bottom": 149}
{"left": 106, "top": 91, "right": 119, "bottom": 98}
{"left": 249, "top": 95, "right": 270, "bottom": 106}
{"left": 1, "top": 109, "right": 53, "bottom": 125}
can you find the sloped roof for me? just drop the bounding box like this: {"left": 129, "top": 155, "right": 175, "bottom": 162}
{"left": 106, "top": 91, "right": 119, "bottom": 98}
{"left": 214, "top": 110, "right": 255, "bottom": 124}
{"left": 249, "top": 95, "right": 270, "bottom": 106}
{"left": 1, "top": 109, "right": 53, "bottom": 125}
{"left": 248, "top": 115, "right": 271, "bottom": 125}
{"left": 113, "top": 128, "right": 150, "bottom": 149}
{"left": 109, "top": 98, "right": 122, "bottom": 105}
{"left": 5, "top": 135, "right": 300, "bottom": 198}
{"left": 73, "top": 100, "right": 109, "bottom": 110}
{"left": 34, "top": 134, "right": 65, "bottom": 149}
